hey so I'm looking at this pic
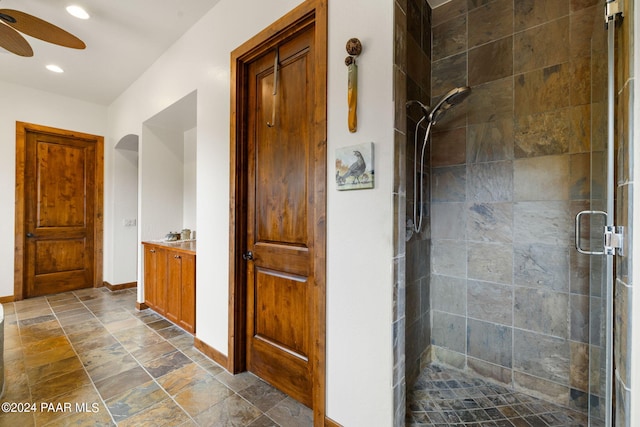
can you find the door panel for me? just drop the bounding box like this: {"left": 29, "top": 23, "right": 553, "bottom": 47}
{"left": 24, "top": 130, "right": 98, "bottom": 297}
{"left": 246, "top": 25, "right": 315, "bottom": 407}
{"left": 254, "top": 267, "right": 308, "bottom": 356}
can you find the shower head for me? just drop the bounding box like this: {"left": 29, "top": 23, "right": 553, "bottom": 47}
{"left": 429, "top": 86, "right": 471, "bottom": 125}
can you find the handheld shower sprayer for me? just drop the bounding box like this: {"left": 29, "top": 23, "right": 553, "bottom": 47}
{"left": 406, "top": 86, "right": 471, "bottom": 237}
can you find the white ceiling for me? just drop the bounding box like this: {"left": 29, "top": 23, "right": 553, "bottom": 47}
{"left": 0, "top": 0, "right": 220, "bottom": 105}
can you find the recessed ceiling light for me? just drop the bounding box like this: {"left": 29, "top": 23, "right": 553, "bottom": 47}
{"left": 66, "top": 5, "right": 90, "bottom": 20}
{"left": 46, "top": 64, "right": 64, "bottom": 73}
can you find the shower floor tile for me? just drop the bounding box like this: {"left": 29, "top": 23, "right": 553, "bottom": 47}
{"left": 407, "top": 364, "right": 588, "bottom": 427}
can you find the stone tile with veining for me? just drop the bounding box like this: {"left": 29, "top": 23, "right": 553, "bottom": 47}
{"left": 105, "top": 380, "right": 168, "bottom": 423}
{"left": 468, "top": 0, "right": 513, "bottom": 48}
{"left": 266, "top": 397, "right": 314, "bottom": 427}
{"left": 515, "top": 65, "right": 571, "bottom": 117}
{"left": 514, "top": 17, "right": 570, "bottom": 74}
{"left": 469, "top": 36, "right": 513, "bottom": 86}
{"left": 467, "top": 202, "right": 513, "bottom": 243}
{"left": 514, "top": 110, "right": 571, "bottom": 158}
{"left": 467, "top": 280, "right": 513, "bottom": 326}
{"left": 2, "top": 288, "right": 315, "bottom": 426}
{"left": 513, "top": 330, "right": 570, "bottom": 385}
{"left": 467, "top": 319, "right": 513, "bottom": 368}
{"left": 467, "top": 161, "right": 513, "bottom": 202}
{"left": 514, "top": 0, "right": 569, "bottom": 31}
{"left": 467, "top": 119, "right": 515, "bottom": 163}
{"left": 118, "top": 398, "right": 190, "bottom": 427}
{"left": 514, "top": 288, "right": 569, "bottom": 338}
{"left": 467, "top": 242, "right": 513, "bottom": 284}
{"left": 195, "top": 394, "right": 263, "bottom": 427}
{"left": 513, "top": 243, "right": 569, "bottom": 291}
{"left": 432, "top": 14, "right": 467, "bottom": 61}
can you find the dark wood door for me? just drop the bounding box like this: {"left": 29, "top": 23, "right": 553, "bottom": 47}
{"left": 23, "top": 129, "right": 100, "bottom": 298}
{"left": 245, "top": 25, "right": 315, "bottom": 407}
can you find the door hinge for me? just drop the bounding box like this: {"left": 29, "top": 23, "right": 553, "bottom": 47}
{"left": 605, "top": 0, "right": 623, "bottom": 27}
{"left": 604, "top": 225, "right": 624, "bottom": 256}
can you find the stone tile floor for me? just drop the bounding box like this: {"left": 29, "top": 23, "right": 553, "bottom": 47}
{"left": 407, "top": 365, "right": 589, "bottom": 427}
{"left": 1, "top": 287, "right": 313, "bottom": 426}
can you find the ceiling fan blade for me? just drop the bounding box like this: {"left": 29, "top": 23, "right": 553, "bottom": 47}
{"left": 0, "top": 22, "right": 33, "bottom": 56}
{"left": 0, "top": 9, "right": 85, "bottom": 50}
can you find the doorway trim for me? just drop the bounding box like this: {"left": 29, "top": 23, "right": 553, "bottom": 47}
{"left": 14, "top": 122, "right": 104, "bottom": 301}
{"left": 228, "top": 0, "right": 327, "bottom": 424}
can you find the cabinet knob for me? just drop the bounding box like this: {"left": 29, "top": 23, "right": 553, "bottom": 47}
{"left": 242, "top": 251, "right": 253, "bottom": 261}
{"left": 150, "top": 249, "right": 156, "bottom": 253}
{"left": 174, "top": 255, "right": 181, "bottom": 259}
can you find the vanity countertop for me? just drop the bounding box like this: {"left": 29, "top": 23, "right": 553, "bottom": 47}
{"left": 142, "top": 240, "right": 196, "bottom": 255}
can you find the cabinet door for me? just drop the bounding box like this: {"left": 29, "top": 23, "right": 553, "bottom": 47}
{"left": 144, "top": 245, "right": 159, "bottom": 311}
{"left": 155, "top": 248, "right": 168, "bottom": 315}
{"left": 179, "top": 253, "right": 196, "bottom": 333}
{"left": 144, "top": 245, "right": 167, "bottom": 315}
{"left": 143, "top": 245, "right": 156, "bottom": 309}
{"left": 165, "top": 251, "right": 182, "bottom": 324}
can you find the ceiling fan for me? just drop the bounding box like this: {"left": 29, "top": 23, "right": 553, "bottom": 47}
{"left": 0, "top": 8, "right": 85, "bottom": 57}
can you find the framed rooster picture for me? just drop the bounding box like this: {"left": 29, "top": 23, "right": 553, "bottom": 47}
{"left": 335, "top": 142, "right": 374, "bottom": 190}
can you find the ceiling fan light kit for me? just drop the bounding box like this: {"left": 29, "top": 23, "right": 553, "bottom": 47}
{"left": 0, "top": 8, "right": 86, "bottom": 57}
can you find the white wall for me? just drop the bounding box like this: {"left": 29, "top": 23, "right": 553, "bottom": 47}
{"left": 326, "top": 1, "right": 394, "bottom": 424}
{"left": 105, "top": 0, "right": 395, "bottom": 425}
{"left": 183, "top": 127, "right": 197, "bottom": 231}
{"left": 112, "top": 144, "right": 139, "bottom": 284}
{"left": 139, "top": 125, "right": 185, "bottom": 242}
{"left": 0, "top": 80, "right": 107, "bottom": 297}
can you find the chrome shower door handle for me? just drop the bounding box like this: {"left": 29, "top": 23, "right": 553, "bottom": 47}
{"left": 575, "top": 210, "right": 607, "bottom": 255}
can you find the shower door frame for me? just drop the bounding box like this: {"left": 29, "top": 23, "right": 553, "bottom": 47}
{"left": 577, "top": 3, "right": 624, "bottom": 426}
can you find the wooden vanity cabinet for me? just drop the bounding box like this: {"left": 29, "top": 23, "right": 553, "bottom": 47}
{"left": 143, "top": 242, "right": 196, "bottom": 333}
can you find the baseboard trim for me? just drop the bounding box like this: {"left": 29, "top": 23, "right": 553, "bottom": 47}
{"left": 194, "top": 337, "right": 228, "bottom": 368}
{"left": 136, "top": 302, "right": 149, "bottom": 311}
{"left": 325, "top": 417, "right": 342, "bottom": 427}
{"left": 0, "top": 295, "right": 14, "bottom": 304}
{"left": 103, "top": 281, "right": 137, "bottom": 291}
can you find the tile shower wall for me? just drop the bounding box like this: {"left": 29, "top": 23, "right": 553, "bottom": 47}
{"left": 428, "top": 0, "right": 603, "bottom": 412}
{"left": 392, "top": 0, "right": 432, "bottom": 425}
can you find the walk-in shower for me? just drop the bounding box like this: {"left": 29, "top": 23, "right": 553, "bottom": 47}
{"left": 395, "top": 0, "right": 633, "bottom": 426}
{"left": 406, "top": 86, "right": 471, "bottom": 234}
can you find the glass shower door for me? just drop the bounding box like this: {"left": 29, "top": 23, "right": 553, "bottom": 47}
{"left": 579, "top": 3, "right": 622, "bottom": 425}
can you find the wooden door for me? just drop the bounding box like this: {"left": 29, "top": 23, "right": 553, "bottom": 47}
{"left": 20, "top": 125, "right": 103, "bottom": 298}
{"left": 230, "top": 1, "right": 327, "bottom": 420}
{"left": 244, "top": 24, "right": 315, "bottom": 407}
